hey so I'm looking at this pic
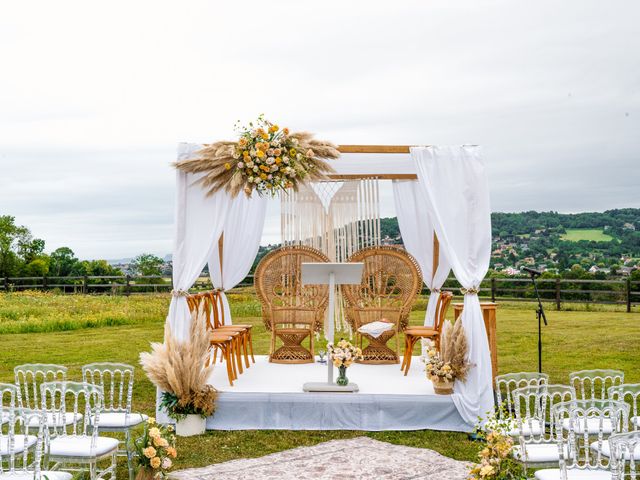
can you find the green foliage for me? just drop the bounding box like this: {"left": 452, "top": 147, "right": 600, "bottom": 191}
{"left": 130, "top": 254, "right": 165, "bottom": 276}
{"left": 560, "top": 228, "right": 613, "bottom": 242}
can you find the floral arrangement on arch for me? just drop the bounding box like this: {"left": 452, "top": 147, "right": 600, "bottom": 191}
{"left": 133, "top": 417, "right": 177, "bottom": 479}
{"left": 468, "top": 407, "right": 527, "bottom": 480}
{"left": 328, "top": 339, "right": 363, "bottom": 367}
{"left": 423, "top": 319, "right": 470, "bottom": 383}
{"left": 175, "top": 115, "right": 340, "bottom": 197}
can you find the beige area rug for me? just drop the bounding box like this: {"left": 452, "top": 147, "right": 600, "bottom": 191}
{"left": 170, "top": 437, "right": 471, "bottom": 480}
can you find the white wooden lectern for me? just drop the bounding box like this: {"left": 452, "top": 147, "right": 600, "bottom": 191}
{"left": 301, "top": 262, "right": 364, "bottom": 393}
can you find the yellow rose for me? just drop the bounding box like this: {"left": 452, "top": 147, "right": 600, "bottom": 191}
{"left": 147, "top": 417, "right": 155, "bottom": 425}
{"left": 260, "top": 173, "right": 267, "bottom": 180}
{"left": 224, "top": 163, "right": 231, "bottom": 170}
{"left": 150, "top": 456, "right": 161, "bottom": 469}
{"left": 289, "top": 148, "right": 297, "bottom": 156}
{"left": 261, "top": 133, "right": 269, "bottom": 140}
{"left": 148, "top": 427, "right": 160, "bottom": 438}
{"left": 256, "top": 150, "right": 265, "bottom": 158}
{"left": 143, "top": 446, "right": 157, "bottom": 459}
{"left": 269, "top": 125, "right": 278, "bottom": 133}
{"left": 275, "top": 157, "right": 282, "bottom": 164}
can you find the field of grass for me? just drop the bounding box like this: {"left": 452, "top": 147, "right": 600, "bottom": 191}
{"left": 560, "top": 228, "right": 614, "bottom": 242}
{"left": 1, "top": 291, "right": 639, "bottom": 477}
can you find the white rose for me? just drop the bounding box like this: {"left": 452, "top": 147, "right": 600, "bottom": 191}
{"left": 248, "top": 176, "right": 254, "bottom": 182}
{"left": 266, "top": 157, "right": 275, "bottom": 164}
{"left": 161, "top": 458, "right": 172, "bottom": 469}
{"left": 246, "top": 161, "right": 254, "bottom": 168}
{"left": 254, "top": 177, "right": 261, "bottom": 183}
{"left": 296, "top": 153, "right": 302, "bottom": 160}
{"left": 283, "top": 156, "right": 290, "bottom": 164}
{"left": 253, "top": 166, "right": 259, "bottom": 172}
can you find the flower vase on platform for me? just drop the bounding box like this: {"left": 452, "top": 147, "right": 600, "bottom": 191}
{"left": 135, "top": 467, "right": 156, "bottom": 480}
{"left": 432, "top": 376, "right": 454, "bottom": 395}
{"left": 336, "top": 365, "right": 349, "bottom": 386}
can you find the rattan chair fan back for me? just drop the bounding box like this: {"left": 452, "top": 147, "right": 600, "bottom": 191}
{"left": 342, "top": 246, "right": 423, "bottom": 332}
{"left": 255, "top": 246, "right": 330, "bottom": 363}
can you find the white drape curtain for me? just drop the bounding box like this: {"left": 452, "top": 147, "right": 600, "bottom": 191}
{"left": 167, "top": 143, "right": 231, "bottom": 342}
{"left": 392, "top": 180, "right": 451, "bottom": 327}
{"left": 208, "top": 193, "right": 268, "bottom": 325}
{"left": 411, "top": 145, "right": 494, "bottom": 426}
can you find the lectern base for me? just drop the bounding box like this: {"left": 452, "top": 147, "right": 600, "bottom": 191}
{"left": 303, "top": 382, "right": 359, "bottom": 393}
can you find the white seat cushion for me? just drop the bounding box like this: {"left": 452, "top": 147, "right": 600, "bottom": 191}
{"left": 0, "top": 472, "right": 72, "bottom": 480}
{"left": 91, "top": 412, "right": 148, "bottom": 428}
{"left": 0, "top": 435, "right": 37, "bottom": 455}
{"left": 562, "top": 418, "right": 613, "bottom": 434}
{"left": 590, "top": 439, "right": 640, "bottom": 460}
{"left": 512, "top": 443, "right": 567, "bottom": 463}
{"left": 49, "top": 435, "right": 119, "bottom": 458}
{"left": 358, "top": 321, "right": 394, "bottom": 338}
{"left": 632, "top": 416, "right": 640, "bottom": 428}
{"left": 26, "top": 411, "right": 81, "bottom": 427}
{"left": 535, "top": 468, "right": 611, "bottom": 480}
{"left": 507, "top": 419, "right": 544, "bottom": 437}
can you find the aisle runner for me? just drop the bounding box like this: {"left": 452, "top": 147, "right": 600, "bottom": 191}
{"left": 170, "top": 437, "right": 470, "bottom": 480}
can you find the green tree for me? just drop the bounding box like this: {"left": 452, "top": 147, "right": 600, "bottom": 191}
{"left": 50, "top": 247, "right": 79, "bottom": 276}
{"left": 129, "top": 254, "right": 164, "bottom": 276}
{"left": 0, "top": 216, "right": 34, "bottom": 277}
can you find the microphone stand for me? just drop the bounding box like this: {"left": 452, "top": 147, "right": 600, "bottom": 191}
{"left": 527, "top": 271, "right": 548, "bottom": 373}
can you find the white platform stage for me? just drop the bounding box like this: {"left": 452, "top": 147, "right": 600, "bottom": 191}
{"left": 156, "top": 356, "right": 470, "bottom": 432}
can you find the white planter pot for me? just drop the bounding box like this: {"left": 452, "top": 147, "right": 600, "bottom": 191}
{"left": 175, "top": 414, "right": 206, "bottom": 437}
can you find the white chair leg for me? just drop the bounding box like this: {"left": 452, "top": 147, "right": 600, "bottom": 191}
{"left": 126, "top": 429, "right": 134, "bottom": 480}
{"left": 111, "top": 451, "right": 117, "bottom": 480}
{"left": 90, "top": 460, "right": 97, "bottom": 480}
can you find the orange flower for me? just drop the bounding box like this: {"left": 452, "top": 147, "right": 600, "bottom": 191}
{"left": 150, "top": 457, "right": 161, "bottom": 469}
{"left": 275, "top": 157, "right": 282, "bottom": 165}
{"left": 260, "top": 173, "right": 267, "bottom": 180}
{"left": 166, "top": 447, "right": 177, "bottom": 458}
{"left": 283, "top": 127, "right": 289, "bottom": 135}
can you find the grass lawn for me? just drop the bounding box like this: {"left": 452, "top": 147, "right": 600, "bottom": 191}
{"left": 560, "top": 228, "right": 614, "bottom": 242}
{"left": 1, "top": 291, "right": 639, "bottom": 477}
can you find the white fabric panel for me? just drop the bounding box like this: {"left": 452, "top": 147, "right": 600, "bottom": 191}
{"left": 208, "top": 191, "right": 267, "bottom": 325}
{"left": 49, "top": 435, "right": 119, "bottom": 458}
{"left": 392, "top": 180, "right": 451, "bottom": 327}
{"left": 411, "top": 146, "right": 493, "bottom": 427}
{"left": 332, "top": 153, "right": 416, "bottom": 175}
{"left": 168, "top": 143, "right": 230, "bottom": 341}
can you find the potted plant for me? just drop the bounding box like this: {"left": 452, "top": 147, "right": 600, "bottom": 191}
{"left": 424, "top": 318, "right": 469, "bottom": 394}
{"left": 140, "top": 305, "right": 217, "bottom": 436}
{"left": 327, "top": 339, "right": 363, "bottom": 386}
{"left": 133, "top": 418, "right": 177, "bottom": 479}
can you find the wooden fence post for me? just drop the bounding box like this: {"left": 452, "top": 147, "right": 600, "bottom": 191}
{"left": 4, "top": 277, "right": 8, "bottom": 292}
{"left": 83, "top": 275, "right": 88, "bottom": 294}
{"left": 627, "top": 278, "right": 632, "bottom": 313}
{"left": 491, "top": 277, "right": 496, "bottom": 303}
{"left": 43, "top": 275, "right": 47, "bottom": 290}
{"left": 555, "top": 278, "right": 561, "bottom": 311}
{"left": 126, "top": 275, "right": 131, "bottom": 297}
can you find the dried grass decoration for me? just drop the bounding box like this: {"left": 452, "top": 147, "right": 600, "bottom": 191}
{"left": 140, "top": 304, "right": 217, "bottom": 420}
{"left": 175, "top": 115, "right": 340, "bottom": 197}
{"left": 424, "top": 318, "right": 470, "bottom": 394}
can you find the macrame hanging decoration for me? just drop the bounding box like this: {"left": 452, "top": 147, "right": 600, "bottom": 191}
{"left": 281, "top": 178, "right": 381, "bottom": 335}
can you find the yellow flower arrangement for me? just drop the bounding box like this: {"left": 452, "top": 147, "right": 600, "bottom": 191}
{"left": 134, "top": 419, "right": 177, "bottom": 478}
{"left": 175, "top": 115, "right": 339, "bottom": 197}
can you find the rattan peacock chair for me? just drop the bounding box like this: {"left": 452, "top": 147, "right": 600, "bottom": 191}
{"left": 342, "top": 246, "right": 423, "bottom": 364}
{"left": 255, "top": 245, "right": 331, "bottom": 364}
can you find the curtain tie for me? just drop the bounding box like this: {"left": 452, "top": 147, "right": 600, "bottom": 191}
{"left": 430, "top": 288, "right": 441, "bottom": 293}
{"left": 171, "top": 289, "right": 189, "bottom": 298}
{"left": 460, "top": 286, "right": 480, "bottom": 296}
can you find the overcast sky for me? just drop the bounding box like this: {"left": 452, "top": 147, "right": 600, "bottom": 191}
{"left": 1, "top": 0, "right": 639, "bottom": 259}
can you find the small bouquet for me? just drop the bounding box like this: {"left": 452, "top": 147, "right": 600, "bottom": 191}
{"left": 133, "top": 417, "right": 177, "bottom": 479}
{"left": 327, "top": 339, "right": 363, "bottom": 368}
{"left": 424, "top": 318, "right": 470, "bottom": 394}
{"left": 469, "top": 409, "right": 527, "bottom": 480}
{"left": 327, "top": 339, "right": 363, "bottom": 386}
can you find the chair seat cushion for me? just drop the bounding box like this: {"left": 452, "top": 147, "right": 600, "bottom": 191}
{"left": 0, "top": 472, "right": 72, "bottom": 480}
{"left": 26, "top": 411, "right": 81, "bottom": 428}
{"left": 0, "top": 435, "right": 37, "bottom": 455}
{"left": 506, "top": 419, "right": 544, "bottom": 437}
{"left": 512, "top": 443, "right": 567, "bottom": 463}
{"left": 535, "top": 468, "right": 611, "bottom": 480}
{"left": 49, "top": 435, "right": 119, "bottom": 458}
{"left": 358, "top": 321, "right": 394, "bottom": 338}
{"left": 590, "top": 440, "right": 640, "bottom": 459}
{"left": 561, "top": 418, "right": 613, "bottom": 434}
{"left": 90, "top": 412, "right": 148, "bottom": 428}
{"left": 404, "top": 328, "right": 438, "bottom": 336}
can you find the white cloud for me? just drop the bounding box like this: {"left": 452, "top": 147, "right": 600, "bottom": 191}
{"left": 1, "top": 0, "right": 639, "bottom": 258}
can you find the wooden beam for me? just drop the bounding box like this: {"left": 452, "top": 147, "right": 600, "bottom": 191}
{"left": 327, "top": 173, "right": 417, "bottom": 180}
{"left": 218, "top": 233, "right": 224, "bottom": 288}
{"left": 432, "top": 233, "right": 439, "bottom": 282}
{"left": 337, "top": 145, "right": 413, "bottom": 154}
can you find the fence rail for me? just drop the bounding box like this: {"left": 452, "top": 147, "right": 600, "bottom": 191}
{"left": 2, "top": 274, "right": 639, "bottom": 312}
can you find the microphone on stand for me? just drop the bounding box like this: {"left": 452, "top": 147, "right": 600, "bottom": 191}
{"left": 521, "top": 266, "right": 542, "bottom": 277}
